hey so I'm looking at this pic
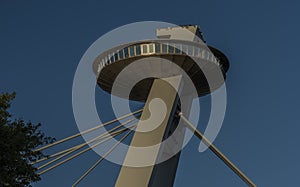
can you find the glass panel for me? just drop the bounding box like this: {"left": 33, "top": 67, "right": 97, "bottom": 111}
{"left": 162, "top": 43, "right": 168, "bottom": 53}
{"left": 114, "top": 52, "right": 119, "bottom": 61}
{"left": 175, "top": 43, "right": 181, "bottom": 54}
{"left": 155, "top": 43, "right": 161, "bottom": 53}
{"left": 119, "top": 50, "right": 124, "bottom": 59}
{"left": 108, "top": 56, "right": 111, "bottom": 64}
{"left": 136, "top": 45, "right": 141, "bottom": 55}
{"left": 110, "top": 53, "right": 114, "bottom": 63}
{"left": 142, "top": 45, "right": 148, "bottom": 54}
{"left": 129, "top": 46, "right": 135, "bottom": 57}
{"left": 149, "top": 44, "right": 154, "bottom": 53}
{"left": 198, "top": 48, "right": 203, "bottom": 58}
{"left": 169, "top": 43, "right": 174, "bottom": 53}
{"left": 182, "top": 45, "right": 187, "bottom": 54}
{"left": 188, "top": 45, "right": 193, "bottom": 56}
{"left": 124, "top": 47, "right": 129, "bottom": 58}
{"left": 194, "top": 47, "right": 199, "bottom": 57}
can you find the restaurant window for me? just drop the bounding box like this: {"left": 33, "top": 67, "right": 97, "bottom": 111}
{"left": 194, "top": 47, "right": 199, "bottom": 57}
{"left": 129, "top": 46, "right": 135, "bottom": 57}
{"left": 149, "top": 44, "right": 154, "bottom": 53}
{"left": 182, "top": 45, "right": 187, "bottom": 55}
{"left": 162, "top": 43, "right": 168, "bottom": 53}
{"left": 119, "top": 50, "right": 124, "bottom": 59}
{"left": 175, "top": 43, "right": 181, "bottom": 54}
{"left": 110, "top": 53, "right": 114, "bottom": 63}
{"left": 142, "top": 45, "right": 148, "bottom": 54}
{"left": 155, "top": 43, "right": 161, "bottom": 53}
{"left": 114, "top": 52, "right": 119, "bottom": 61}
{"left": 169, "top": 43, "right": 175, "bottom": 53}
{"left": 124, "top": 47, "right": 129, "bottom": 58}
{"left": 188, "top": 45, "right": 193, "bottom": 56}
{"left": 136, "top": 45, "right": 141, "bottom": 55}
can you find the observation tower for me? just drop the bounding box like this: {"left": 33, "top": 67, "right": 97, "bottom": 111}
{"left": 92, "top": 25, "right": 254, "bottom": 187}
{"left": 33, "top": 24, "right": 255, "bottom": 187}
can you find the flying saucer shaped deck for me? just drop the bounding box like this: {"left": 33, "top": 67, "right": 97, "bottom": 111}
{"left": 93, "top": 39, "right": 229, "bottom": 102}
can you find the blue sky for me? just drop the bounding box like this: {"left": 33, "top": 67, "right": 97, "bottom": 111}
{"left": 0, "top": 0, "right": 298, "bottom": 186}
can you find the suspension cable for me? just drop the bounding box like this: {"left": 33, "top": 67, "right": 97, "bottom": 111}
{"left": 34, "top": 109, "right": 142, "bottom": 152}
{"left": 37, "top": 128, "right": 125, "bottom": 171}
{"left": 72, "top": 127, "right": 135, "bottom": 187}
{"left": 36, "top": 119, "right": 137, "bottom": 169}
{"left": 32, "top": 117, "right": 137, "bottom": 165}
{"left": 38, "top": 123, "right": 137, "bottom": 175}
{"left": 178, "top": 112, "right": 256, "bottom": 187}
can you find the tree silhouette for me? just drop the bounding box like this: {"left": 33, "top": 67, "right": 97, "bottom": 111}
{"left": 0, "top": 92, "right": 55, "bottom": 187}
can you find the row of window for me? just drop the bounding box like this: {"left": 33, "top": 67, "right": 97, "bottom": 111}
{"left": 97, "top": 43, "right": 221, "bottom": 71}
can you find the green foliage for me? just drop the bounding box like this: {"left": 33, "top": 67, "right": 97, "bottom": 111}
{"left": 0, "top": 92, "right": 55, "bottom": 187}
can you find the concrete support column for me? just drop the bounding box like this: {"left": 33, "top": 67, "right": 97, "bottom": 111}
{"left": 115, "top": 76, "right": 183, "bottom": 187}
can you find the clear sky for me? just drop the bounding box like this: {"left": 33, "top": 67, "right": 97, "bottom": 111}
{"left": 0, "top": 0, "right": 298, "bottom": 186}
